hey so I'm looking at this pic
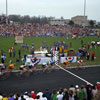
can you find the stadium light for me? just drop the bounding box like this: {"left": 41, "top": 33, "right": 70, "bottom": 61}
{"left": 6, "top": 0, "right": 8, "bottom": 24}
{"left": 83, "top": 0, "right": 86, "bottom": 28}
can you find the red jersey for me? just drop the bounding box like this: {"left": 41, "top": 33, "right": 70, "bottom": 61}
{"left": 31, "top": 93, "right": 36, "bottom": 99}
{"left": 97, "top": 84, "right": 100, "bottom": 90}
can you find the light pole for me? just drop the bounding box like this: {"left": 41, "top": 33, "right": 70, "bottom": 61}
{"left": 6, "top": 0, "right": 8, "bottom": 24}
{"left": 83, "top": 0, "right": 86, "bottom": 28}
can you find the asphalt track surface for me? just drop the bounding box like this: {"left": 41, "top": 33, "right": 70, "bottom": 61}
{"left": 0, "top": 65, "right": 100, "bottom": 94}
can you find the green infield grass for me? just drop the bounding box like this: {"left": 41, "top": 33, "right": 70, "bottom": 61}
{"left": 0, "top": 36, "right": 100, "bottom": 69}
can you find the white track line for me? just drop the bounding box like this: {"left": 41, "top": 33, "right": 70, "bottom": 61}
{"left": 55, "top": 63, "right": 93, "bottom": 86}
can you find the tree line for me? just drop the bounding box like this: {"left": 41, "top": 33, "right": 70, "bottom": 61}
{"left": 0, "top": 14, "right": 54, "bottom": 24}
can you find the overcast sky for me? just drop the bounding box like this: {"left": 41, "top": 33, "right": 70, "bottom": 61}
{"left": 0, "top": 0, "right": 100, "bottom": 21}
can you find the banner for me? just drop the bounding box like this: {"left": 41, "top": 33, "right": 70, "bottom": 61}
{"left": 60, "top": 56, "right": 77, "bottom": 63}
{"left": 15, "top": 36, "right": 23, "bottom": 43}
{"left": 25, "top": 57, "right": 52, "bottom": 65}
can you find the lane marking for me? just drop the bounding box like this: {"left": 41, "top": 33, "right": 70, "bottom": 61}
{"left": 55, "top": 63, "right": 93, "bottom": 86}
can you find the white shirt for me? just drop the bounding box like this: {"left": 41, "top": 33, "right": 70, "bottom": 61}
{"left": 37, "top": 92, "right": 43, "bottom": 100}
{"left": 69, "top": 87, "right": 75, "bottom": 94}
{"left": 57, "top": 94, "right": 63, "bottom": 100}
{"left": 92, "top": 89, "right": 98, "bottom": 97}
{"left": 0, "top": 95, "right": 3, "bottom": 100}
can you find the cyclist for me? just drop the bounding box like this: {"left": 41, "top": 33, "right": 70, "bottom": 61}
{"left": 19, "top": 65, "right": 27, "bottom": 75}
{"left": 42, "top": 62, "right": 49, "bottom": 72}
{"left": 50, "top": 61, "right": 55, "bottom": 70}
{"left": 8, "top": 64, "right": 15, "bottom": 71}
{"left": 77, "top": 59, "right": 84, "bottom": 68}
{"left": 63, "top": 60, "right": 70, "bottom": 69}
{"left": 0, "top": 64, "right": 6, "bottom": 75}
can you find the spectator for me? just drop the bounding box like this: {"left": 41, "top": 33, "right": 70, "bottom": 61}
{"left": 86, "top": 51, "right": 90, "bottom": 60}
{"left": 13, "top": 49, "right": 16, "bottom": 57}
{"left": 35, "top": 95, "right": 40, "bottom": 100}
{"left": 1, "top": 55, "right": 6, "bottom": 63}
{"left": 26, "top": 94, "right": 34, "bottom": 100}
{"left": 57, "top": 91, "right": 63, "bottom": 100}
{"left": 92, "top": 85, "right": 98, "bottom": 99}
{"left": 31, "top": 91, "right": 36, "bottom": 99}
{"left": 87, "top": 43, "right": 90, "bottom": 49}
{"left": 63, "top": 88, "right": 69, "bottom": 100}
{"left": 69, "top": 93, "right": 74, "bottom": 100}
{"left": 77, "top": 86, "right": 86, "bottom": 100}
{"left": 86, "top": 84, "right": 92, "bottom": 100}
{"left": 8, "top": 94, "right": 14, "bottom": 100}
{"left": 44, "top": 88, "right": 51, "bottom": 100}
{"left": 20, "top": 95, "right": 26, "bottom": 100}
{"left": 14, "top": 93, "right": 21, "bottom": 100}
{"left": 91, "top": 51, "right": 95, "bottom": 61}
{"left": 2, "top": 94, "right": 8, "bottom": 100}
{"left": 37, "top": 90, "right": 43, "bottom": 100}
{"left": 41, "top": 94, "right": 47, "bottom": 100}
{"left": 23, "top": 92, "right": 29, "bottom": 99}
{"left": 69, "top": 85, "right": 75, "bottom": 95}
{"left": 51, "top": 89, "right": 57, "bottom": 100}
{"left": 0, "top": 93, "right": 3, "bottom": 100}
{"left": 70, "top": 42, "right": 72, "bottom": 48}
{"left": 96, "top": 82, "right": 100, "bottom": 91}
{"left": 94, "top": 90, "right": 100, "bottom": 100}
{"left": 18, "top": 49, "right": 21, "bottom": 58}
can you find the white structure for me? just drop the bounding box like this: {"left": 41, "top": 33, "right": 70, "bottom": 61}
{"left": 49, "top": 19, "right": 70, "bottom": 25}
{"left": 71, "top": 16, "right": 88, "bottom": 26}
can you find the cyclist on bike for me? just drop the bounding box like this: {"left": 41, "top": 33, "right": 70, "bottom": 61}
{"left": 50, "top": 61, "right": 55, "bottom": 70}
{"left": 77, "top": 59, "right": 84, "bottom": 68}
{"left": 19, "top": 65, "right": 27, "bottom": 75}
{"left": 0, "top": 64, "right": 6, "bottom": 75}
{"left": 8, "top": 64, "right": 15, "bottom": 71}
{"left": 63, "top": 60, "right": 70, "bottom": 69}
{"left": 42, "top": 62, "right": 49, "bottom": 72}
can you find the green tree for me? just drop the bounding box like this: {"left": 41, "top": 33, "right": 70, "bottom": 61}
{"left": 89, "top": 20, "right": 95, "bottom": 27}
{"left": 69, "top": 20, "right": 74, "bottom": 26}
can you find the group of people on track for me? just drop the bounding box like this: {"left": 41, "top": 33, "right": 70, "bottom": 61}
{"left": 0, "top": 57, "right": 84, "bottom": 76}
{"left": 63, "top": 59, "right": 84, "bottom": 69}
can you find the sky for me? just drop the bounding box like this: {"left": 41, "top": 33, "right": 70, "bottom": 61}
{"left": 0, "top": 0, "right": 100, "bottom": 21}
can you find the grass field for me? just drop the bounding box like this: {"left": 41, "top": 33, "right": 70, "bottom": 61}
{"left": 0, "top": 36, "right": 100, "bottom": 69}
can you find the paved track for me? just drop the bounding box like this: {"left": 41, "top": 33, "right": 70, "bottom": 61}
{"left": 0, "top": 66, "right": 100, "bottom": 94}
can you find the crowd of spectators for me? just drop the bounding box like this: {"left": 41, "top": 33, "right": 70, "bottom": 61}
{"left": 0, "top": 23, "right": 100, "bottom": 37}
{"left": 0, "top": 83, "right": 100, "bottom": 100}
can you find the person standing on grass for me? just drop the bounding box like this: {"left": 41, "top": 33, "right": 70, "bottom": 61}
{"left": 1, "top": 55, "right": 6, "bottom": 64}
{"left": 9, "top": 48, "right": 12, "bottom": 57}
{"left": 86, "top": 51, "right": 90, "bottom": 60}
{"left": 91, "top": 51, "right": 95, "bottom": 61}
{"left": 18, "top": 49, "right": 21, "bottom": 58}
{"left": 81, "top": 40, "right": 83, "bottom": 45}
{"left": 70, "top": 42, "right": 72, "bottom": 48}
{"left": 13, "top": 49, "right": 16, "bottom": 57}
{"left": 87, "top": 42, "right": 90, "bottom": 49}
